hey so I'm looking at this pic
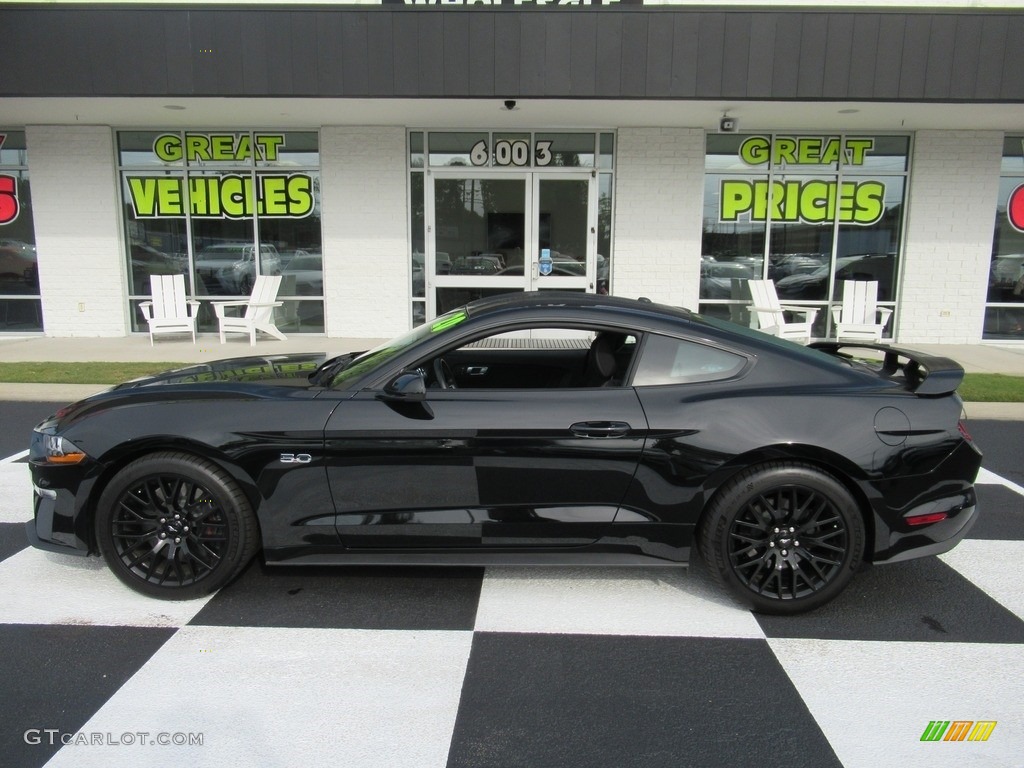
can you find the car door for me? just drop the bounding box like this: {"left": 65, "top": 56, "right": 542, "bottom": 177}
{"left": 323, "top": 385, "right": 648, "bottom": 549}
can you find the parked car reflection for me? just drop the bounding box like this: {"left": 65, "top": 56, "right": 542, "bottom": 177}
{"left": 700, "top": 255, "right": 759, "bottom": 300}
{"left": 776, "top": 253, "right": 894, "bottom": 301}
{"left": 195, "top": 243, "right": 282, "bottom": 295}
{"left": 988, "top": 253, "right": 1024, "bottom": 301}
{"left": 0, "top": 238, "right": 38, "bottom": 290}
{"left": 282, "top": 250, "right": 323, "bottom": 296}
{"left": 129, "top": 243, "right": 180, "bottom": 294}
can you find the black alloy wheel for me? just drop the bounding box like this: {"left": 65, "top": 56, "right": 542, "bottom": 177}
{"left": 698, "top": 462, "right": 865, "bottom": 615}
{"left": 96, "top": 452, "right": 258, "bottom": 600}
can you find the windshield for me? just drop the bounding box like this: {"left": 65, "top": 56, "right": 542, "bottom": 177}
{"left": 329, "top": 308, "right": 469, "bottom": 388}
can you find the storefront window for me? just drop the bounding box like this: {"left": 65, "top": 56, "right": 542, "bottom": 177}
{"left": 984, "top": 136, "right": 1024, "bottom": 340}
{"left": 0, "top": 131, "right": 42, "bottom": 332}
{"left": 700, "top": 133, "right": 908, "bottom": 339}
{"left": 119, "top": 131, "right": 323, "bottom": 333}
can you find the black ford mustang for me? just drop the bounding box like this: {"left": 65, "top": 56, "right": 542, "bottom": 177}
{"left": 27, "top": 292, "right": 982, "bottom": 614}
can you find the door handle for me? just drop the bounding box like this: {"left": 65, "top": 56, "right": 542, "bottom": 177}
{"left": 570, "top": 421, "right": 631, "bottom": 438}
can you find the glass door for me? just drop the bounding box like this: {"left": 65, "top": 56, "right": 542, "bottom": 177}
{"left": 427, "top": 171, "right": 596, "bottom": 319}
{"left": 532, "top": 174, "right": 594, "bottom": 294}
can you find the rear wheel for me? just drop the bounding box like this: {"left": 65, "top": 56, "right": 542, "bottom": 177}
{"left": 95, "top": 452, "right": 258, "bottom": 600}
{"left": 698, "top": 462, "right": 865, "bottom": 615}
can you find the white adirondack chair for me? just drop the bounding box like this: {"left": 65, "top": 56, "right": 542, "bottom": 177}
{"left": 138, "top": 274, "right": 199, "bottom": 345}
{"left": 831, "top": 280, "right": 893, "bottom": 343}
{"left": 211, "top": 275, "right": 286, "bottom": 346}
{"left": 748, "top": 279, "right": 819, "bottom": 344}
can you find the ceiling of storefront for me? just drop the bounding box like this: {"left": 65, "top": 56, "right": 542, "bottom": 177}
{"left": 3, "top": 97, "right": 1023, "bottom": 132}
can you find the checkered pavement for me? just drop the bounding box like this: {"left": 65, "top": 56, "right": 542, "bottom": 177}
{"left": 1, "top": 447, "right": 1022, "bottom": 768}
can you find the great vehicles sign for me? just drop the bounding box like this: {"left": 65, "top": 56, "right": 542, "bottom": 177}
{"left": 124, "top": 132, "right": 315, "bottom": 220}
{"left": 718, "top": 135, "right": 886, "bottom": 227}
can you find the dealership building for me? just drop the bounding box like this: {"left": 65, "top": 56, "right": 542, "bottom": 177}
{"left": 1, "top": 1, "right": 1023, "bottom": 344}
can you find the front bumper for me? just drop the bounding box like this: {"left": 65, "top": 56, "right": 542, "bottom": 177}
{"left": 27, "top": 462, "right": 96, "bottom": 556}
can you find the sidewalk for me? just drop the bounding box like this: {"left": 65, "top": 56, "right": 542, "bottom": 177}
{"left": 0, "top": 333, "right": 1022, "bottom": 418}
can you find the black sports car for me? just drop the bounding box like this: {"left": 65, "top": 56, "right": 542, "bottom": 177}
{"left": 26, "top": 292, "right": 982, "bottom": 614}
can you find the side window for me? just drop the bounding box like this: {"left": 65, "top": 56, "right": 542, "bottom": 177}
{"left": 430, "top": 326, "right": 639, "bottom": 389}
{"left": 632, "top": 334, "right": 745, "bottom": 386}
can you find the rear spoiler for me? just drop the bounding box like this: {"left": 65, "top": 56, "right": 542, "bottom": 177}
{"left": 809, "top": 342, "right": 965, "bottom": 396}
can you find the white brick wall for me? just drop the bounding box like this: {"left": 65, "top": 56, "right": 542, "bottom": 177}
{"left": 897, "top": 131, "right": 1002, "bottom": 344}
{"left": 27, "top": 125, "right": 128, "bottom": 336}
{"left": 612, "top": 128, "right": 705, "bottom": 309}
{"left": 320, "top": 126, "right": 410, "bottom": 339}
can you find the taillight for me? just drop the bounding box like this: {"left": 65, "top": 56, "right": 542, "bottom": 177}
{"left": 958, "top": 420, "right": 973, "bottom": 442}
{"left": 906, "top": 512, "right": 949, "bottom": 526}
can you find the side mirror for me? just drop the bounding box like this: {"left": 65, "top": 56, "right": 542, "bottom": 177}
{"left": 380, "top": 371, "right": 426, "bottom": 402}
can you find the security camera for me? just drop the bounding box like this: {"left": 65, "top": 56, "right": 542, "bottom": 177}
{"left": 504, "top": 99, "right": 517, "bottom": 111}
{"left": 719, "top": 116, "right": 738, "bottom": 133}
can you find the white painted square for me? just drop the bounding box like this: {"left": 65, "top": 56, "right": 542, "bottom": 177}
{"left": 474, "top": 564, "right": 764, "bottom": 638}
{"left": 0, "top": 547, "right": 212, "bottom": 627}
{"left": 0, "top": 459, "right": 31, "bottom": 524}
{"left": 769, "top": 639, "right": 1024, "bottom": 768}
{"left": 45, "top": 626, "right": 474, "bottom": 768}
{"left": 941, "top": 539, "right": 1024, "bottom": 622}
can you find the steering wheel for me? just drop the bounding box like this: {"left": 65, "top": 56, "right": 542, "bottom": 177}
{"left": 433, "top": 357, "right": 457, "bottom": 390}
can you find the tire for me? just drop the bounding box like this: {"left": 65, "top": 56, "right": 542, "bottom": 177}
{"left": 95, "top": 452, "right": 259, "bottom": 600}
{"left": 697, "top": 462, "right": 865, "bottom": 615}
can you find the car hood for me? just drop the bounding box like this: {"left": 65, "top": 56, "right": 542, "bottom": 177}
{"left": 112, "top": 353, "right": 327, "bottom": 389}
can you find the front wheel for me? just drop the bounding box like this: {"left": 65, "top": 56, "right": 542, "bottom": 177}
{"left": 95, "top": 452, "right": 259, "bottom": 600}
{"left": 698, "top": 462, "right": 865, "bottom": 615}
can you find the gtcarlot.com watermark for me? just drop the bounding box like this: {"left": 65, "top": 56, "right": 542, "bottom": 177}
{"left": 25, "top": 730, "right": 203, "bottom": 747}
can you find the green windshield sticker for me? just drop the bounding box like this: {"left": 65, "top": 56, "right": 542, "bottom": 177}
{"left": 431, "top": 311, "right": 467, "bottom": 333}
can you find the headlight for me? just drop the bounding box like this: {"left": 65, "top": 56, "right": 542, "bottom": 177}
{"left": 40, "top": 434, "right": 87, "bottom": 465}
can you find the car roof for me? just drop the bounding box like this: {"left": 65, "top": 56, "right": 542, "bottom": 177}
{"left": 463, "top": 290, "right": 696, "bottom": 323}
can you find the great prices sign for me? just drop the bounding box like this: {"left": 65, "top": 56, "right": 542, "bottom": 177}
{"left": 719, "top": 135, "right": 886, "bottom": 227}
{"left": 125, "top": 132, "right": 315, "bottom": 220}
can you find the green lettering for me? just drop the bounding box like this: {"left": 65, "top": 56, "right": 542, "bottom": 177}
{"left": 286, "top": 175, "right": 314, "bottom": 217}
{"left": 800, "top": 180, "right": 831, "bottom": 223}
{"left": 256, "top": 134, "right": 285, "bottom": 162}
{"left": 185, "top": 134, "right": 211, "bottom": 162}
{"left": 220, "top": 175, "right": 249, "bottom": 218}
{"left": 153, "top": 134, "right": 182, "bottom": 163}
{"left": 128, "top": 177, "right": 158, "bottom": 217}
{"left": 774, "top": 138, "right": 797, "bottom": 166}
{"left": 837, "top": 182, "right": 857, "bottom": 220}
{"left": 819, "top": 138, "right": 841, "bottom": 165}
{"left": 189, "top": 177, "right": 221, "bottom": 216}
{"left": 853, "top": 181, "right": 885, "bottom": 224}
{"left": 719, "top": 180, "right": 754, "bottom": 221}
{"left": 797, "top": 138, "right": 822, "bottom": 165}
{"left": 235, "top": 134, "right": 253, "bottom": 162}
{"left": 844, "top": 138, "right": 874, "bottom": 166}
{"left": 210, "top": 134, "right": 236, "bottom": 161}
{"left": 260, "top": 176, "right": 290, "bottom": 216}
{"left": 738, "top": 136, "right": 770, "bottom": 166}
{"left": 751, "top": 180, "right": 771, "bottom": 221}
{"left": 156, "top": 178, "right": 184, "bottom": 215}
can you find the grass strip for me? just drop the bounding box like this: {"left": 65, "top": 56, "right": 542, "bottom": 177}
{"left": 0, "top": 362, "right": 189, "bottom": 385}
